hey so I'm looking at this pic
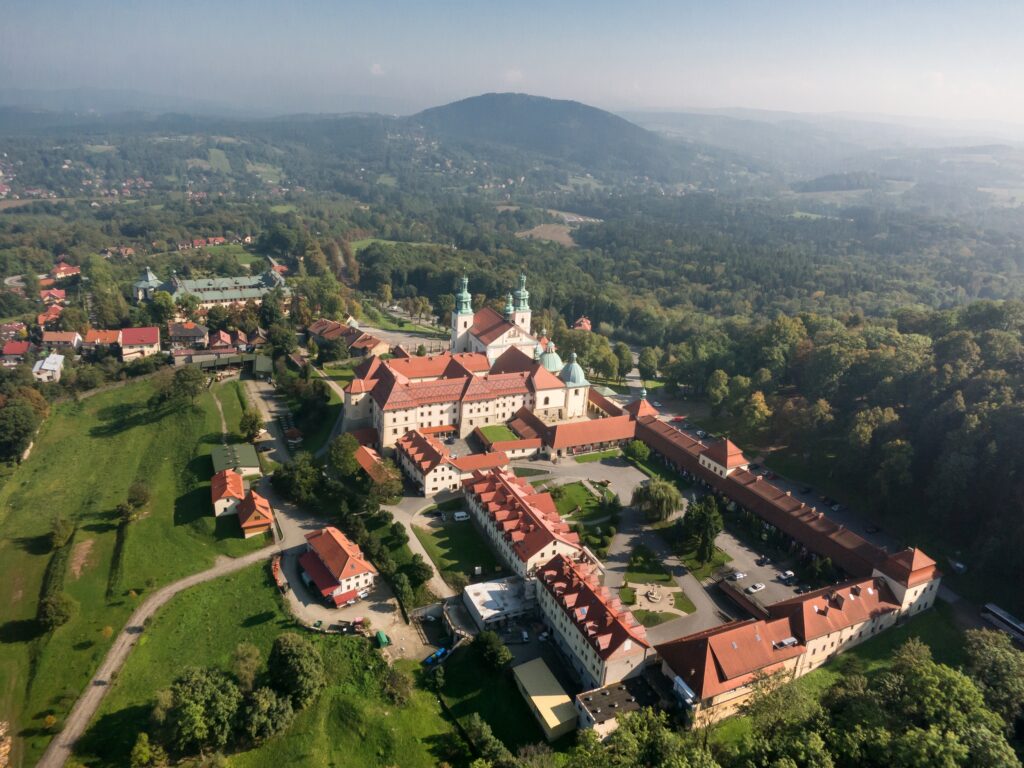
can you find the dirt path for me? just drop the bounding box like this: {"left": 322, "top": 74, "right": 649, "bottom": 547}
{"left": 211, "top": 386, "right": 229, "bottom": 443}
{"left": 36, "top": 546, "right": 277, "bottom": 768}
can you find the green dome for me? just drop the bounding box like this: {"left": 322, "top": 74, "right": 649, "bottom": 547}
{"left": 539, "top": 341, "right": 563, "bottom": 373}
{"left": 559, "top": 352, "right": 589, "bottom": 386}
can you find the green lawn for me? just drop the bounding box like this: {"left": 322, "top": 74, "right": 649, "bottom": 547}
{"left": 441, "top": 646, "right": 546, "bottom": 751}
{"left": 620, "top": 586, "right": 636, "bottom": 605}
{"left": 286, "top": 384, "right": 342, "bottom": 456}
{"left": 673, "top": 590, "right": 697, "bottom": 614}
{"left": 75, "top": 564, "right": 452, "bottom": 768}
{"left": 0, "top": 381, "right": 269, "bottom": 765}
{"left": 587, "top": 376, "right": 631, "bottom": 395}
{"left": 633, "top": 609, "right": 677, "bottom": 627}
{"left": 319, "top": 361, "right": 357, "bottom": 388}
{"left": 413, "top": 522, "right": 500, "bottom": 585}
{"left": 629, "top": 455, "right": 693, "bottom": 493}
{"left": 478, "top": 424, "right": 517, "bottom": 443}
{"left": 625, "top": 545, "right": 673, "bottom": 584}
{"left": 574, "top": 448, "right": 621, "bottom": 463}
{"left": 513, "top": 467, "right": 549, "bottom": 478}
{"left": 679, "top": 542, "right": 732, "bottom": 581}
{"left": 216, "top": 380, "right": 247, "bottom": 440}
{"left": 552, "top": 481, "right": 605, "bottom": 526}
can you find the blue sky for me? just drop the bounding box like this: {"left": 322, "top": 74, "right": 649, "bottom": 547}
{"left": 2, "top": 0, "right": 1023, "bottom": 122}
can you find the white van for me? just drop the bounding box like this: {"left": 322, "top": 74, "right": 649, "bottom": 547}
{"left": 453, "top": 511, "right": 470, "bottom": 522}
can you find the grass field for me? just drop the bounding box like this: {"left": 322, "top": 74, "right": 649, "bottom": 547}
{"left": 679, "top": 542, "right": 732, "bottom": 581}
{"left": 552, "top": 481, "right": 604, "bottom": 527}
{"left": 441, "top": 646, "right": 546, "bottom": 751}
{"left": 633, "top": 609, "right": 676, "bottom": 627}
{"left": 216, "top": 380, "right": 247, "bottom": 440}
{"left": 413, "top": 522, "right": 500, "bottom": 585}
{"left": 478, "top": 424, "right": 517, "bottom": 443}
{"left": 673, "top": 590, "right": 696, "bottom": 613}
{"left": 629, "top": 454, "right": 693, "bottom": 493}
{"left": 208, "top": 147, "right": 231, "bottom": 173}
{"left": 75, "top": 564, "right": 453, "bottom": 768}
{"left": 318, "top": 361, "right": 357, "bottom": 388}
{"left": 0, "top": 381, "right": 269, "bottom": 765}
{"left": 625, "top": 545, "right": 674, "bottom": 585}
{"left": 512, "top": 467, "right": 549, "bottom": 478}
{"left": 574, "top": 448, "right": 621, "bottom": 463}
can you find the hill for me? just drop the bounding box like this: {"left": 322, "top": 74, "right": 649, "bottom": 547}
{"left": 409, "top": 92, "right": 709, "bottom": 181}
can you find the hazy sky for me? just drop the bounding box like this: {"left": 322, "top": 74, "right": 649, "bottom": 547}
{"left": 3, "top": 0, "right": 1023, "bottom": 122}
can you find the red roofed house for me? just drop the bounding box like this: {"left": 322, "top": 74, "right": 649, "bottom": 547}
{"left": 698, "top": 437, "right": 749, "bottom": 479}
{"left": 462, "top": 469, "right": 581, "bottom": 577}
{"left": 210, "top": 469, "right": 246, "bottom": 516}
{"left": 41, "top": 330, "right": 81, "bottom": 350}
{"left": 535, "top": 554, "right": 650, "bottom": 689}
{"left": 354, "top": 444, "right": 392, "bottom": 485}
{"left": 82, "top": 329, "right": 122, "bottom": 351}
{"left": 1, "top": 340, "right": 34, "bottom": 367}
{"left": 237, "top": 490, "right": 274, "bottom": 538}
{"left": 120, "top": 326, "right": 161, "bottom": 361}
{"left": 37, "top": 305, "right": 63, "bottom": 328}
{"left": 39, "top": 288, "right": 66, "bottom": 305}
{"left": 395, "top": 428, "right": 508, "bottom": 495}
{"left": 300, "top": 527, "right": 378, "bottom": 606}
{"left": 572, "top": 316, "right": 592, "bottom": 332}
{"left": 50, "top": 263, "right": 81, "bottom": 281}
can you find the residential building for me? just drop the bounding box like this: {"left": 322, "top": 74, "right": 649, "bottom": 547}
{"left": 535, "top": 554, "right": 650, "bottom": 690}
{"left": 450, "top": 274, "right": 539, "bottom": 363}
{"left": 1, "top": 340, "right": 33, "bottom": 367}
{"left": 82, "top": 329, "right": 121, "bottom": 351}
{"left": 39, "top": 288, "right": 66, "bottom": 305}
{"left": 168, "top": 321, "right": 209, "bottom": 348}
{"left": 41, "top": 331, "right": 81, "bottom": 351}
{"left": 32, "top": 353, "right": 64, "bottom": 383}
{"left": 119, "top": 326, "right": 161, "bottom": 361}
{"left": 572, "top": 316, "right": 592, "bottom": 332}
{"left": 656, "top": 552, "right": 940, "bottom": 725}
{"left": 462, "top": 469, "right": 581, "bottom": 578}
{"left": 308, "top": 318, "right": 389, "bottom": 358}
{"left": 0, "top": 322, "right": 27, "bottom": 342}
{"left": 299, "top": 527, "right": 378, "bottom": 606}
{"left": 50, "top": 263, "right": 81, "bottom": 281}
{"left": 237, "top": 491, "right": 274, "bottom": 538}
{"left": 210, "top": 469, "right": 245, "bottom": 516}
{"left": 37, "top": 305, "right": 63, "bottom": 328}
{"left": 133, "top": 267, "right": 163, "bottom": 302}
{"left": 211, "top": 443, "right": 261, "bottom": 476}
{"left": 462, "top": 576, "right": 534, "bottom": 631}
{"left": 353, "top": 444, "right": 392, "bottom": 485}
{"left": 395, "top": 428, "right": 508, "bottom": 495}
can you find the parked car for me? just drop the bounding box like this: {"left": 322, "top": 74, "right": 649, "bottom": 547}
{"left": 696, "top": 430, "right": 707, "bottom": 438}
{"left": 756, "top": 556, "right": 772, "bottom": 566}
{"left": 780, "top": 570, "right": 796, "bottom": 584}
{"left": 671, "top": 415, "right": 686, "bottom": 423}
{"left": 453, "top": 510, "right": 470, "bottom": 522}
{"left": 652, "top": 401, "right": 663, "bottom": 408}
{"left": 745, "top": 583, "right": 766, "bottom": 594}
{"left": 727, "top": 571, "right": 747, "bottom": 581}
{"left": 445, "top": 436, "right": 457, "bottom": 445}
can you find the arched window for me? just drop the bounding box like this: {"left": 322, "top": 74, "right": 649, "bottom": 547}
{"left": 543, "top": 396, "right": 550, "bottom": 405}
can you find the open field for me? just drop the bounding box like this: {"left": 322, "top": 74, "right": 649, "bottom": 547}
{"left": 350, "top": 237, "right": 435, "bottom": 253}
{"left": 413, "top": 521, "right": 500, "bottom": 585}
{"left": 74, "top": 563, "right": 453, "bottom": 768}
{"left": 551, "top": 481, "right": 604, "bottom": 527}
{"left": 208, "top": 147, "right": 231, "bottom": 173}
{"left": 514, "top": 223, "right": 576, "bottom": 247}
{"left": 574, "top": 448, "right": 620, "bottom": 463}
{"left": 0, "top": 381, "right": 266, "bottom": 766}
{"left": 319, "top": 361, "right": 357, "bottom": 388}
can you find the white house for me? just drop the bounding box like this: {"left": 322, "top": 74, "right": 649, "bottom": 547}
{"left": 32, "top": 353, "right": 64, "bottom": 383}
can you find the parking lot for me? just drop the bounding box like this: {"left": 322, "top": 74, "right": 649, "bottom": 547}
{"left": 715, "top": 529, "right": 808, "bottom": 607}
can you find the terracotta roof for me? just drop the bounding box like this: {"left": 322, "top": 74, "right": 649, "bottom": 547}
{"left": 299, "top": 550, "right": 342, "bottom": 597}
{"left": 536, "top": 555, "right": 649, "bottom": 661}
{"left": 703, "top": 438, "right": 748, "bottom": 469}
{"left": 121, "top": 326, "right": 160, "bottom": 346}
{"left": 308, "top": 318, "right": 349, "bottom": 341}
{"left": 210, "top": 469, "right": 245, "bottom": 503}
{"left": 572, "top": 316, "right": 592, "bottom": 331}
{"left": 2, "top": 340, "right": 30, "bottom": 356}
{"left": 769, "top": 577, "right": 901, "bottom": 641}
{"left": 385, "top": 352, "right": 489, "bottom": 380}
{"left": 462, "top": 371, "right": 532, "bottom": 402}
{"left": 354, "top": 444, "right": 391, "bottom": 484}
{"left": 463, "top": 469, "right": 581, "bottom": 564}
{"left": 305, "top": 526, "right": 377, "bottom": 581}
{"left": 529, "top": 365, "right": 566, "bottom": 391}
{"left": 349, "top": 427, "right": 379, "bottom": 447}
{"left": 878, "top": 548, "right": 940, "bottom": 588}
{"left": 656, "top": 617, "right": 804, "bottom": 701}
{"left": 237, "top": 490, "right": 273, "bottom": 529}
{"left": 509, "top": 406, "right": 548, "bottom": 441}
{"left": 468, "top": 306, "right": 520, "bottom": 345}
{"left": 39, "top": 288, "right": 66, "bottom": 302}
{"left": 41, "top": 331, "right": 79, "bottom": 345}
{"left": 50, "top": 263, "right": 81, "bottom": 278}
{"left": 623, "top": 397, "right": 658, "bottom": 419}
{"left": 37, "top": 305, "right": 64, "bottom": 326}
{"left": 489, "top": 345, "right": 537, "bottom": 374}
{"left": 396, "top": 429, "right": 449, "bottom": 474}
{"left": 449, "top": 451, "right": 509, "bottom": 473}
{"left": 548, "top": 415, "right": 636, "bottom": 450}
{"left": 83, "top": 329, "right": 121, "bottom": 345}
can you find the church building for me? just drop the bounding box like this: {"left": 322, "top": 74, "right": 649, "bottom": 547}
{"left": 451, "top": 274, "right": 539, "bottom": 363}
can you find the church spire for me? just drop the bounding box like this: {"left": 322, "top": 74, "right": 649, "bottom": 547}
{"left": 456, "top": 275, "right": 472, "bottom": 315}
{"left": 513, "top": 273, "right": 530, "bottom": 311}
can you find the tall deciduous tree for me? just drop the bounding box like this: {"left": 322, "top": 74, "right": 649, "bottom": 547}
{"left": 631, "top": 478, "right": 682, "bottom": 523}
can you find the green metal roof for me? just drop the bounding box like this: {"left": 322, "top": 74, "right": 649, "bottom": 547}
{"left": 559, "top": 352, "right": 589, "bottom": 386}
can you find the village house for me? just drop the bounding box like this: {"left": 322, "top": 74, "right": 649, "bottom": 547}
{"left": 0, "top": 321, "right": 27, "bottom": 342}
{"left": 81, "top": 329, "right": 121, "bottom": 352}
{"left": 307, "top": 318, "right": 389, "bottom": 358}
{"left": 237, "top": 490, "right": 274, "bottom": 538}
{"left": 168, "top": 321, "right": 209, "bottom": 348}
{"left": 37, "top": 305, "right": 63, "bottom": 328}
{"left": 39, "top": 288, "right": 66, "bottom": 305}
{"left": 1, "top": 340, "right": 34, "bottom": 367}
{"left": 41, "top": 331, "right": 81, "bottom": 351}
{"left": 572, "top": 316, "right": 592, "bottom": 332}
{"left": 210, "top": 469, "right": 246, "bottom": 516}
{"left": 133, "top": 267, "right": 287, "bottom": 309}
{"left": 32, "top": 352, "right": 64, "bottom": 383}
{"left": 119, "top": 326, "right": 161, "bottom": 361}
{"left": 299, "top": 527, "right": 378, "bottom": 607}
{"left": 462, "top": 468, "right": 582, "bottom": 578}
{"left": 50, "top": 263, "right": 81, "bottom": 281}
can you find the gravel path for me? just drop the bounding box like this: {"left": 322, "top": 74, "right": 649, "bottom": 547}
{"left": 36, "top": 546, "right": 277, "bottom": 768}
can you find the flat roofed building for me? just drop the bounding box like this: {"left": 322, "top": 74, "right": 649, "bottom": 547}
{"left": 512, "top": 658, "right": 578, "bottom": 742}
{"left": 575, "top": 676, "right": 661, "bottom": 740}
{"left": 211, "top": 443, "right": 261, "bottom": 476}
{"left": 462, "top": 577, "right": 533, "bottom": 631}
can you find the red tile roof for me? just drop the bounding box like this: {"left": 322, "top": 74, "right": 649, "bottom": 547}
{"left": 623, "top": 397, "right": 658, "bottom": 419}
{"left": 2, "top": 340, "right": 30, "bottom": 356}
{"left": 449, "top": 451, "right": 509, "bottom": 473}
{"left": 39, "top": 288, "right": 66, "bottom": 302}
{"left": 703, "top": 438, "right": 748, "bottom": 469}
{"left": 572, "top": 316, "right": 592, "bottom": 331}
{"left": 489, "top": 345, "right": 538, "bottom": 374}
{"left": 536, "top": 555, "right": 649, "bottom": 661}
{"left": 210, "top": 469, "right": 245, "bottom": 503}
{"left": 50, "top": 263, "right": 81, "bottom": 279}
{"left": 37, "top": 305, "right": 63, "bottom": 326}
{"left": 305, "top": 526, "right": 377, "bottom": 581}
{"left": 41, "top": 331, "right": 79, "bottom": 345}
{"left": 237, "top": 490, "right": 274, "bottom": 530}
{"left": 83, "top": 329, "right": 121, "bottom": 345}
{"left": 120, "top": 326, "right": 160, "bottom": 346}
{"left": 878, "top": 548, "right": 939, "bottom": 588}
{"left": 770, "top": 577, "right": 900, "bottom": 641}
{"left": 463, "top": 469, "right": 580, "bottom": 564}
{"left": 548, "top": 415, "right": 636, "bottom": 450}
{"left": 396, "top": 429, "right": 448, "bottom": 474}
{"left": 354, "top": 444, "right": 391, "bottom": 484}
{"left": 468, "top": 306, "right": 519, "bottom": 345}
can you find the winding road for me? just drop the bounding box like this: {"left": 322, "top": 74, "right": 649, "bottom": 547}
{"left": 35, "top": 546, "right": 277, "bottom": 768}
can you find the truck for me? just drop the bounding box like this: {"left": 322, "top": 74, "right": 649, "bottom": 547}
{"left": 421, "top": 647, "right": 449, "bottom": 666}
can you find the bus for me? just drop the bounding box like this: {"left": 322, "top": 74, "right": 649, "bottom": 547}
{"left": 981, "top": 603, "right": 1024, "bottom": 645}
